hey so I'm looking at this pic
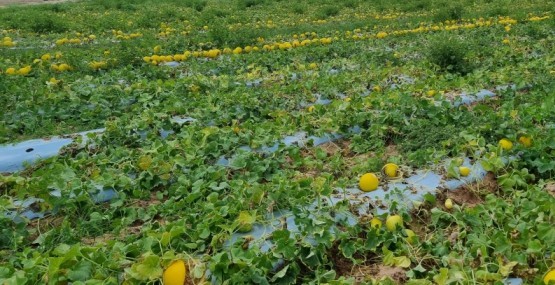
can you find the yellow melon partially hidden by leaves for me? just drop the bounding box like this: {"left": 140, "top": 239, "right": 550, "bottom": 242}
{"left": 544, "top": 269, "right": 555, "bottom": 284}
{"left": 236, "top": 211, "right": 255, "bottom": 233}
{"left": 518, "top": 136, "right": 532, "bottom": 147}
{"left": 138, "top": 155, "right": 153, "bottom": 171}
{"left": 385, "top": 215, "right": 403, "bottom": 231}
{"left": 405, "top": 229, "right": 416, "bottom": 244}
{"left": 163, "top": 260, "right": 186, "bottom": 285}
{"left": 370, "top": 217, "right": 382, "bottom": 229}
{"left": 499, "top": 139, "right": 513, "bottom": 150}
{"left": 383, "top": 163, "right": 399, "bottom": 178}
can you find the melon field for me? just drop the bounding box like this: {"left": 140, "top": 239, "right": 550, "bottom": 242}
{"left": 1, "top": 0, "right": 555, "bottom": 284}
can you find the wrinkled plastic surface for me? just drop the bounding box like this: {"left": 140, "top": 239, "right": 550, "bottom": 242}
{"left": 0, "top": 129, "right": 104, "bottom": 172}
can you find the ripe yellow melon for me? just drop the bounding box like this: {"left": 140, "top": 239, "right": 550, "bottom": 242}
{"left": 459, "top": 166, "right": 470, "bottom": 177}
{"left": 359, "top": 173, "right": 379, "bottom": 192}
{"left": 405, "top": 229, "right": 416, "bottom": 244}
{"left": 499, "top": 139, "right": 513, "bottom": 150}
{"left": 383, "top": 163, "right": 399, "bottom": 178}
{"left": 370, "top": 217, "right": 382, "bottom": 229}
{"left": 385, "top": 215, "right": 403, "bottom": 231}
{"left": 544, "top": 269, "right": 555, "bottom": 284}
{"left": 163, "top": 260, "right": 186, "bottom": 285}
{"left": 518, "top": 136, "right": 532, "bottom": 147}
{"left": 445, "top": 198, "right": 453, "bottom": 210}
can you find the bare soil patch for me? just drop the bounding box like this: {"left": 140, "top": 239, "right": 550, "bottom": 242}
{"left": 544, "top": 181, "right": 555, "bottom": 197}
{"left": 0, "top": 0, "right": 74, "bottom": 7}
{"left": 337, "top": 262, "right": 407, "bottom": 284}
{"left": 446, "top": 185, "right": 483, "bottom": 207}
{"left": 446, "top": 172, "right": 498, "bottom": 207}
{"left": 330, "top": 241, "right": 406, "bottom": 284}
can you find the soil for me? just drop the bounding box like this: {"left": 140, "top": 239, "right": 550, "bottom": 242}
{"left": 81, "top": 225, "right": 142, "bottom": 246}
{"left": 330, "top": 241, "right": 406, "bottom": 284}
{"left": 544, "top": 181, "right": 555, "bottom": 197}
{"left": 446, "top": 184, "right": 483, "bottom": 207}
{"left": 337, "top": 263, "right": 407, "bottom": 284}
{"left": 382, "top": 144, "right": 399, "bottom": 160}
{"left": 0, "top": 0, "right": 74, "bottom": 7}
{"left": 409, "top": 172, "right": 499, "bottom": 246}
{"left": 315, "top": 140, "right": 352, "bottom": 157}
{"left": 27, "top": 215, "right": 64, "bottom": 244}
{"left": 445, "top": 172, "right": 498, "bottom": 207}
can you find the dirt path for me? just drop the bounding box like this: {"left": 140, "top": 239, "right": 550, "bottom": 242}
{"left": 0, "top": 0, "right": 75, "bottom": 7}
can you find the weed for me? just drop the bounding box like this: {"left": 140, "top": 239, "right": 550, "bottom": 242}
{"left": 343, "top": 0, "right": 359, "bottom": 9}
{"left": 209, "top": 24, "right": 259, "bottom": 47}
{"left": 238, "top": 0, "right": 265, "bottom": 9}
{"left": 317, "top": 5, "right": 341, "bottom": 19}
{"left": 28, "top": 14, "right": 71, "bottom": 34}
{"left": 428, "top": 35, "right": 474, "bottom": 74}
{"left": 433, "top": 3, "right": 464, "bottom": 22}
{"left": 291, "top": 3, "right": 306, "bottom": 14}
{"left": 187, "top": 0, "right": 208, "bottom": 12}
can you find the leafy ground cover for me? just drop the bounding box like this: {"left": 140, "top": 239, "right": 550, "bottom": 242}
{"left": 1, "top": 0, "right": 555, "bottom": 284}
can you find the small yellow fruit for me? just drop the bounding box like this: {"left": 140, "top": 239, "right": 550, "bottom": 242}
{"left": 405, "top": 229, "right": 416, "bottom": 244}
{"left": 48, "top": 77, "right": 61, "bottom": 85}
{"left": 58, "top": 63, "right": 70, "bottom": 72}
{"left": 426, "top": 90, "right": 436, "bottom": 97}
{"left": 459, "top": 166, "right": 470, "bottom": 177}
{"left": 385, "top": 215, "right": 403, "bottom": 231}
{"left": 370, "top": 217, "right": 382, "bottom": 229}
{"left": 237, "top": 211, "right": 255, "bottom": 233}
{"left": 163, "top": 260, "right": 186, "bottom": 285}
{"left": 359, "top": 173, "right": 379, "bottom": 192}
{"left": 307, "top": 106, "right": 315, "bottom": 112}
{"left": 518, "top": 136, "right": 532, "bottom": 147}
{"left": 445, "top": 198, "right": 453, "bottom": 210}
{"left": 376, "top": 31, "right": 388, "bottom": 39}
{"left": 383, "top": 163, "right": 399, "bottom": 178}
{"left": 232, "top": 47, "right": 243, "bottom": 54}
{"left": 544, "top": 269, "right": 555, "bottom": 284}
{"left": 138, "top": 155, "right": 152, "bottom": 171}
{"left": 499, "top": 139, "right": 513, "bottom": 150}
{"left": 17, "top": 66, "right": 31, "bottom": 76}
{"left": 5, "top": 67, "right": 16, "bottom": 75}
